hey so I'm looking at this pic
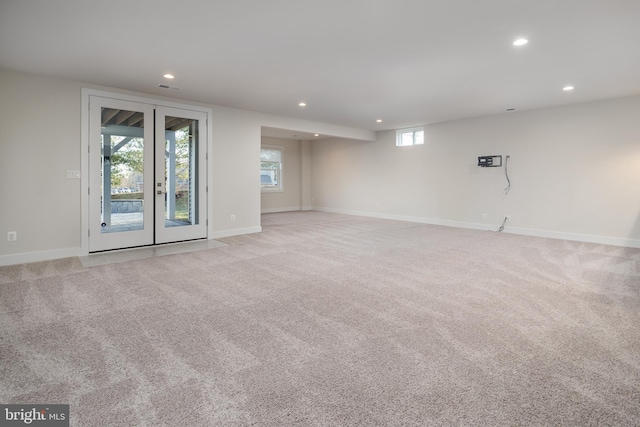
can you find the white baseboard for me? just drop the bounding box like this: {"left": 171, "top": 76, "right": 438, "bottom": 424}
{"left": 504, "top": 225, "right": 640, "bottom": 248}
{"left": 211, "top": 226, "right": 262, "bottom": 239}
{"left": 312, "top": 207, "right": 640, "bottom": 248}
{"left": 3, "top": 212, "right": 637, "bottom": 267}
{"left": 260, "top": 206, "right": 315, "bottom": 213}
{"left": 0, "top": 247, "right": 82, "bottom": 267}
{"left": 0, "top": 227, "right": 263, "bottom": 266}
{"left": 261, "top": 206, "right": 302, "bottom": 214}
{"left": 313, "top": 206, "right": 477, "bottom": 228}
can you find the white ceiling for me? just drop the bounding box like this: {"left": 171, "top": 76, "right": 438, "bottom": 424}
{"left": 1, "top": 0, "right": 639, "bottom": 134}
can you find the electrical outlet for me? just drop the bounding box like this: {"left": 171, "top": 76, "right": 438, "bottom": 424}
{"left": 482, "top": 213, "right": 487, "bottom": 220}
{"left": 505, "top": 215, "right": 511, "bottom": 222}
{"left": 230, "top": 214, "right": 236, "bottom": 222}
{"left": 7, "top": 231, "right": 17, "bottom": 241}
{"left": 66, "top": 170, "right": 81, "bottom": 179}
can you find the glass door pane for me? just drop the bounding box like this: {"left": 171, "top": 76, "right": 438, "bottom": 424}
{"left": 100, "top": 109, "right": 146, "bottom": 233}
{"left": 155, "top": 107, "right": 207, "bottom": 244}
{"left": 163, "top": 116, "right": 198, "bottom": 228}
{"left": 89, "top": 97, "right": 154, "bottom": 252}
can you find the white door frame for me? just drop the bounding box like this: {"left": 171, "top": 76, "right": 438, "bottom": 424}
{"left": 80, "top": 89, "right": 212, "bottom": 255}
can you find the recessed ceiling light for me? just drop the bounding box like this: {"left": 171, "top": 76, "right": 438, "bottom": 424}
{"left": 298, "top": 102, "right": 307, "bottom": 107}
{"left": 563, "top": 85, "right": 575, "bottom": 91}
{"left": 163, "top": 74, "right": 175, "bottom": 79}
{"left": 513, "top": 38, "right": 528, "bottom": 46}
{"left": 314, "top": 133, "right": 319, "bottom": 137}
{"left": 376, "top": 119, "right": 382, "bottom": 123}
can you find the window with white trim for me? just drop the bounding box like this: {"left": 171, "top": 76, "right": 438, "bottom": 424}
{"left": 261, "top": 146, "right": 283, "bottom": 192}
{"left": 396, "top": 127, "right": 424, "bottom": 146}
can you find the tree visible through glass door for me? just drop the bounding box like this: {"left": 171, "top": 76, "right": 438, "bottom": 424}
{"left": 100, "top": 108, "right": 146, "bottom": 234}
{"left": 162, "top": 116, "right": 199, "bottom": 228}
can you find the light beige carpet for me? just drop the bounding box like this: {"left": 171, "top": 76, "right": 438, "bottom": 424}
{"left": 1, "top": 211, "right": 639, "bottom": 426}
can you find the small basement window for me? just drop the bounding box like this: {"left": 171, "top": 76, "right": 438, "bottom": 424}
{"left": 396, "top": 127, "right": 424, "bottom": 146}
{"left": 261, "top": 146, "right": 283, "bottom": 192}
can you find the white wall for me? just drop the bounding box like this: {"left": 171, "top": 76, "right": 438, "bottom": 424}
{"left": 311, "top": 96, "right": 640, "bottom": 247}
{"left": 0, "top": 69, "right": 82, "bottom": 260}
{"left": 0, "top": 69, "right": 370, "bottom": 265}
{"left": 209, "top": 105, "right": 263, "bottom": 239}
{"left": 301, "top": 140, "right": 312, "bottom": 210}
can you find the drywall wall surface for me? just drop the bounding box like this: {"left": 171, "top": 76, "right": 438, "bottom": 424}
{"left": 209, "top": 105, "right": 262, "bottom": 236}
{"left": 311, "top": 96, "right": 640, "bottom": 246}
{"left": 260, "top": 137, "right": 302, "bottom": 213}
{"left": 0, "top": 69, "right": 82, "bottom": 257}
{"left": 300, "top": 140, "right": 313, "bottom": 210}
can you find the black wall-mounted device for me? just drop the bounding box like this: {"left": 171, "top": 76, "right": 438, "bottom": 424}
{"left": 478, "top": 155, "right": 502, "bottom": 167}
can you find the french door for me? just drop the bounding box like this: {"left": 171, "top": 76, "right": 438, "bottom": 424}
{"left": 89, "top": 96, "right": 207, "bottom": 252}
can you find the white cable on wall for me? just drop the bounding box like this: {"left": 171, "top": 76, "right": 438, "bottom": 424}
{"left": 504, "top": 155, "right": 511, "bottom": 195}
